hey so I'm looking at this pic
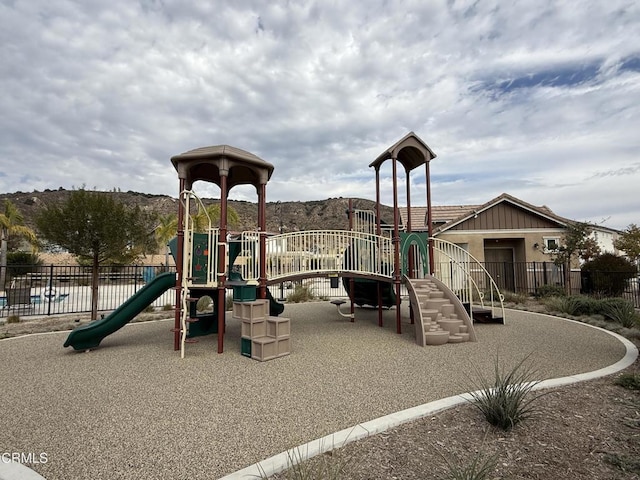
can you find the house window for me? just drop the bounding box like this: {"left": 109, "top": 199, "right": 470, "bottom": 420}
{"left": 543, "top": 237, "right": 560, "bottom": 252}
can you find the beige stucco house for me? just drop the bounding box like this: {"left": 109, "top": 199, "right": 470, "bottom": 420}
{"left": 400, "top": 193, "right": 620, "bottom": 293}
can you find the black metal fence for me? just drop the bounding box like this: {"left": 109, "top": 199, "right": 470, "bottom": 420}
{"left": 1, "top": 264, "right": 176, "bottom": 318}
{"left": 481, "top": 261, "right": 640, "bottom": 307}
{"left": 2, "top": 262, "right": 638, "bottom": 319}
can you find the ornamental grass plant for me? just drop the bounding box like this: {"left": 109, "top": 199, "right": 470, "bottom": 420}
{"left": 467, "top": 354, "right": 544, "bottom": 431}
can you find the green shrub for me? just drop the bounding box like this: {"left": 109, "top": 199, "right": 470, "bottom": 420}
{"left": 581, "top": 253, "right": 637, "bottom": 296}
{"left": 467, "top": 355, "right": 544, "bottom": 431}
{"left": 6, "top": 251, "right": 43, "bottom": 281}
{"left": 535, "top": 284, "right": 566, "bottom": 298}
{"left": 597, "top": 298, "right": 639, "bottom": 328}
{"left": 543, "top": 296, "right": 569, "bottom": 314}
{"left": 287, "top": 285, "right": 315, "bottom": 303}
{"left": 142, "top": 304, "right": 155, "bottom": 313}
{"left": 6, "top": 315, "right": 20, "bottom": 324}
{"left": 614, "top": 372, "right": 640, "bottom": 391}
{"left": 569, "top": 295, "right": 600, "bottom": 315}
{"left": 162, "top": 303, "right": 174, "bottom": 311}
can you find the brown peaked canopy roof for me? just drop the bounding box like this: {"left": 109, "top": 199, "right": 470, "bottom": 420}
{"left": 171, "top": 145, "right": 274, "bottom": 190}
{"left": 369, "top": 131, "right": 437, "bottom": 171}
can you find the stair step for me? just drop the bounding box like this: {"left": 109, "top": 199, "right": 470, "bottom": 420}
{"left": 441, "top": 304, "right": 455, "bottom": 316}
{"left": 424, "top": 331, "right": 450, "bottom": 345}
{"left": 457, "top": 332, "right": 470, "bottom": 341}
{"left": 421, "top": 309, "right": 440, "bottom": 321}
{"left": 425, "top": 299, "right": 450, "bottom": 310}
{"left": 448, "top": 334, "right": 464, "bottom": 344}
{"left": 438, "top": 318, "right": 463, "bottom": 334}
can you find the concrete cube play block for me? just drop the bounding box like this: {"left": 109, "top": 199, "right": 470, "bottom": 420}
{"left": 241, "top": 319, "right": 266, "bottom": 338}
{"left": 251, "top": 337, "right": 277, "bottom": 361}
{"left": 233, "top": 300, "right": 268, "bottom": 321}
{"left": 276, "top": 337, "right": 291, "bottom": 357}
{"left": 267, "top": 317, "right": 291, "bottom": 338}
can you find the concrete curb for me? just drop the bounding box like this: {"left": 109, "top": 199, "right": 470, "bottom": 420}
{"left": 219, "top": 315, "right": 638, "bottom": 479}
{"left": 0, "top": 462, "right": 47, "bottom": 480}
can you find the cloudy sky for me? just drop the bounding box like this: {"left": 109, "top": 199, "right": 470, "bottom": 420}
{"left": 1, "top": 0, "right": 639, "bottom": 229}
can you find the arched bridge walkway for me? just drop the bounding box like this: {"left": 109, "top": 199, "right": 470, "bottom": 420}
{"left": 234, "top": 230, "right": 397, "bottom": 284}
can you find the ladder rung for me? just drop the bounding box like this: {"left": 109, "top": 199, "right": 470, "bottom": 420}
{"left": 185, "top": 297, "right": 198, "bottom": 302}
{"left": 184, "top": 339, "right": 198, "bottom": 344}
{"left": 169, "top": 328, "right": 183, "bottom": 333}
{"left": 186, "top": 318, "right": 199, "bottom": 323}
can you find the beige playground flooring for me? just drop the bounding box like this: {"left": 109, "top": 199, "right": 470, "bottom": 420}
{"left": 0, "top": 303, "right": 628, "bottom": 479}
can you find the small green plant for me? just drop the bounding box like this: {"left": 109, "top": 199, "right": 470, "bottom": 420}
{"left": 535, "top": 284, "right": 566, "bottom": 298}
{"left": 564, "top": 295, "right": 599, "bottom": 316}
{"left": 442, "top": 452, "right": 498, "bottom": 480}
{"left": 6, "top": 315, "right": 20, "bottom": 324}
{"left": 467, "top": 354, "right": 544, "bottom": 431}
{"left": 598, "top": 298, "right": 639, "bottom": 328}
{"left": 501, "top": 291, "right": 528, "bottom": 304}
{"left": 258, "top": 436, "right": 357, "bottom": 480}
{"left": 162, "top": 303, "right": 174, "bottom": 311}
{"left": 614, "top": 372, "right": 640, "bottom": 391}
{"left": 543, "top": 295, "right": 569, "bottom": 314}
{"left": 142, "top": 304, "right": 155, "bottom": 313}
{"left": 287, "top": 285, "right": 315, "bottom": 303}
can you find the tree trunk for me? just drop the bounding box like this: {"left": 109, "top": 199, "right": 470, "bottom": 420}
{"left": 564, "top": 261, "right": 572, "bottom": 296}
{"left": 91, "top": 253, "right": 100, "bottom": 320}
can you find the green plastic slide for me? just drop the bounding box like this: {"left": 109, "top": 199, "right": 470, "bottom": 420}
{"left": 64, "top": 271, "right": 176, "bottom": 351}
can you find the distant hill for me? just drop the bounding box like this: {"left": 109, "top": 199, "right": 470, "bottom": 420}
{"left": 0, "top": 188, "right": 396, "bottom": 235}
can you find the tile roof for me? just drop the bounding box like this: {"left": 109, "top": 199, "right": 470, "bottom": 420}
{"left": 399, "top": 193, "right": 569, "bottom": 232}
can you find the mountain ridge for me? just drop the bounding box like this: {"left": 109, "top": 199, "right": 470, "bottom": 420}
{"left": 0, "top": 188, "right": 397, "bottom": 234}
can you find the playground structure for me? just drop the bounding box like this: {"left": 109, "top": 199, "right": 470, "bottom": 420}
{"left": 64, "top": 133, "right": 505, "bottom": 355}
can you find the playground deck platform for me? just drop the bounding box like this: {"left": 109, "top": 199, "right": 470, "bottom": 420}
{"left": 0, "top": 303, "right": 632, "bottom": 480}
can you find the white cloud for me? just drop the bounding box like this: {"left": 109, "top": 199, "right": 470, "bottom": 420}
{"left": 0, "top": 0, "right": 638, "bottom": 229}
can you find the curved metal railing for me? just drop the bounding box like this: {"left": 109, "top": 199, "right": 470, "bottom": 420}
{"left": 430, "top": 237, "right": 505, "bottom": 322}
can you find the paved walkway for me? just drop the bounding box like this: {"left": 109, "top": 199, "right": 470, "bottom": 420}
{"left": 0, "top": 304, "right": 633, "bottom": 479}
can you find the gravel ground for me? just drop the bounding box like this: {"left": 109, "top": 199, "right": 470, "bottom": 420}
{"left": 0, "top": 303, "right": 628, "bottom": 480}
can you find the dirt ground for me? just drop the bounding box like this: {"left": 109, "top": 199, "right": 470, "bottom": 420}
{"left": 273, "top": 357, "right": 640, "bottom": 479}
{"left": 2, "top": 310, "right": 639, "bottom": 479}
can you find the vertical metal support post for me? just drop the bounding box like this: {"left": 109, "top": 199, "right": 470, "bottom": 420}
{"left": 374, "top": 167, "right": 383, "bottom": 324}
{"left": 217, "top": 174, "right": 228, "bottom": 354}
{"left": 375, "top": 168, "right": 382, "bottom": 236}
{"left": 348, "top": 199, "right": 355, "bottom": 321}
{"left": 174, "top": 179, "right": 186, "bottom": 351}
{"left": 405, "top": 167, "right": 415, "bottom": 279}
{"left": 258, "top": 183, "right": 267, "bottom": 300}
{"left": 425, "top": 157, "right": 434, "bottom": 275}
{"left": 47, "top": 263, "right": 54, "bottom": 316}
{"left": 392, "top": 155, "right": 402, "bottom": 334}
